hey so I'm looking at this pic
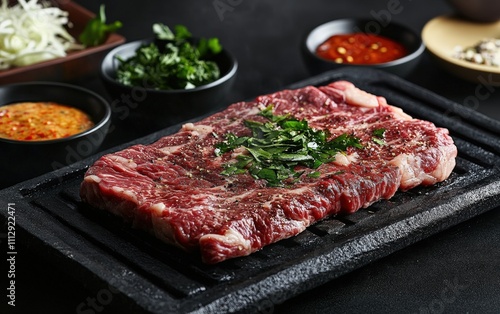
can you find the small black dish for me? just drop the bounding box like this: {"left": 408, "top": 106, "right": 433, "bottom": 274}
{"left": 100, "top": 39, "right": 238, "bottom": 130}
{"left": 0, "top": 82, "right": 111, "bottom": 188}
{"left": 446, "top": 0, "right": 500, "bottom": 22}
{"left": 302, "top": 18, "right": 425, "bottom": 77}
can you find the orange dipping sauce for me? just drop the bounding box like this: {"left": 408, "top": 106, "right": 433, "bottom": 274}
{"left": 0, "top": 102, "right": 94, "bottom": 141}
{"left": 315, "top": 33, "right": 407, "bottom": 65}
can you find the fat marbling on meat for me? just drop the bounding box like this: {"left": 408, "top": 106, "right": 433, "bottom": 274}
{"left": 80, "top": 81, "right": 457, "bottom": 264}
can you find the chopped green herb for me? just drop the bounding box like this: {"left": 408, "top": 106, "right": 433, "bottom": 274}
{"left": 215, "top": 106, "right": 363, "bottom": 187}
{"left": 372, "top": 137, "right": 385, "bottom": 145}
{"left": 116, "top": 23, "right": 222, "bottom": 90}
{"left": 152, "top": 23, "right": 176, "bottom": 40}
{"left": 373, "top": 128, "right": 386, "bottom": 138}
{"left": 79, "top": 5, "right": 122, "bottom": 47}
{"left": 308, "top": 171, "right": 321, "bottom": 178}
{"left": 372, "top": 128, "right": 386, "bottom": 145}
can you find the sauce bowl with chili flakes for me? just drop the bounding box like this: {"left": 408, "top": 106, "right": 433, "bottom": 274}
{"left": 0, "top": 82, "right": 111, "bottom": 188}
{"left": 302, "top": 19, "right": 425, "bottom": 77}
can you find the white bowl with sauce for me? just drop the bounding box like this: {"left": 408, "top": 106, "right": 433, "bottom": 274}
{"left": 0, "top": 82, "right": 111, "bottom": 188}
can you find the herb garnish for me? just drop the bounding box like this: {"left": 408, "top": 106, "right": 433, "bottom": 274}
{"left": 79, "top": 5, "right": 122, "bottom": 47}
{"left": 372, "top": 128, "right": 386, "bottom": 145}
{"left": 116, "top": 23, "right": 222, "bottom": 90}
{"left": 215, "top": 106, "right": 363, "bottom": 187}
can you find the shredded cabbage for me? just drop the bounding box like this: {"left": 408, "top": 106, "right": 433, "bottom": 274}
{"left": 0, "top": 0, "right": 82, "bottom": 69}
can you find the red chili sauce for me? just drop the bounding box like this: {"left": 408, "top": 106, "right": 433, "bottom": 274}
{"left": 315, "top": 33, "right": 407, "bottom": 65}
{"left": 0, "top": 102, "right": 94, "bottom": 141}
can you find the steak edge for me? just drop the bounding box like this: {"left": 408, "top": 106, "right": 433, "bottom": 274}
{"left": 80, "top": 81, "right": 457, "bottom": 264}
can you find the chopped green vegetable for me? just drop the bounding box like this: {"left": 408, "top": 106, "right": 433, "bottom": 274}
{"left": 173, "top": 24, "right": 192, "bottom": 41}
{"left": 152, "top": 23, "right": 175, "bottom": 40}
{"left": 79, "top": 5, "right": 122, "bottom": 47}
{"left": 372, "top": 128, "right": 386, "bottom": 145}
{"left": 373, "top": 128, "right": 386, "bottom": 138}
{"left": 116, "top": 23, "right": 222, "bottom": 90}
{"left": 215, "top": 106, "right": 363, "bottom": 187}
{"left": 307, "top": 171, "right": 321, "bottom": 178}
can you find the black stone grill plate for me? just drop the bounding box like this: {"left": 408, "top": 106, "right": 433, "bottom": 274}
{"left": 1, "top": 67, "right": 500, "bottom": 313}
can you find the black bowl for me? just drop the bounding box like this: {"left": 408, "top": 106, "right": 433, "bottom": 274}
{"left": 0, "top": 82, "right": 111, "bottom": 188}
{"left": 302, "top": 18, "right": 425, "bottom": 77}
{"left": 100, "top": 39, "right": 238, "bottom": 130}
{"left": 446, "top": 0, "right": 500, "bottom": 22}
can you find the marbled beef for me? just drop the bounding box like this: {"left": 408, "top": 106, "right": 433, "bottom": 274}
{"left": 80, "top": 81, "right": 457, "bottom": 264}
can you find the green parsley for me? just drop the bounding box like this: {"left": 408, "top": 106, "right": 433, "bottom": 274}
{"left": 372, "top": 128, "right": 386, "bottom": 145}
{"left": 116, "top": 23, "right": 222, "bottom": 90}
{"left": 79, "top": 5, "right": 122, "bottom": 47}
{"left": 215, "top": 106, "right": 363, "bottom": 187}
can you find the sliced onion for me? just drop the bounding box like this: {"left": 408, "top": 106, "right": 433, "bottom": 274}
{"left": 0, "top": 0, "right": 83, "bottom": 69}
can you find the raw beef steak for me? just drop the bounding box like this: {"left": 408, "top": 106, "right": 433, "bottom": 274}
{"left": 80, "top": 81, "right": 457, "bottom": 264}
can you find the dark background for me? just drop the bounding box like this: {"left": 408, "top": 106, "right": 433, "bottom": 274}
{"left": 2, "top": 0, "right": 500, "bottom": 313}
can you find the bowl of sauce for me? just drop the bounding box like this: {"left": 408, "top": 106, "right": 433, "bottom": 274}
{"left": 0, "top": 82, "right": 111, "bottom": 188}
{"left": 0, "top": 102, "right": 95, "bottom": 141}
{"left": 303, "top": 19, "right": 425, "bottom": 76}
